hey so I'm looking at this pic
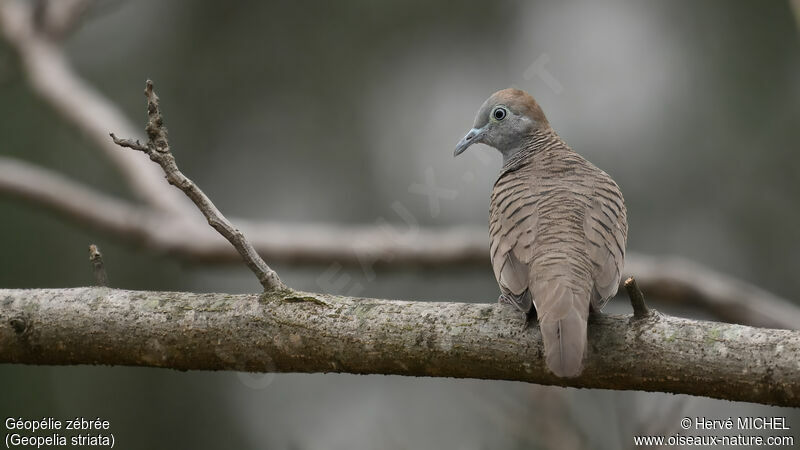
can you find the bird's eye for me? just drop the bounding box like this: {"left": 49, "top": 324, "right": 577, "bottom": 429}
{"left": 493, "top": 107, "right": 507, "bottom": 121}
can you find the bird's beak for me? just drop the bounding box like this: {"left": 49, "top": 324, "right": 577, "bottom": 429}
{"left": 454, "top": 127, "right": 484, "bottom": 157}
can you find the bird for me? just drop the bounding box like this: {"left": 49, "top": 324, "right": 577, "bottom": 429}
{"left": 453, "top": 88, "right": 627, "bottom": 377}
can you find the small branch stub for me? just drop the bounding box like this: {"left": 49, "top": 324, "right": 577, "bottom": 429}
{"left": 624, "top": 276, "right": 649, "bottom": 319}
{"left": 88, "top": 244, "right": 108, "bottom": 287}
{"left": 108, "top": 134, "right": 146, "bottom": 152}
{"left": 110, "top": 80, "right": 285, "bottom": 292}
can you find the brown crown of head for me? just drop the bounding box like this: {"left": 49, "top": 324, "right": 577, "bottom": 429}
{"left": 454, "top": 88, "right": 549, "bottom": 157}
{"left": 480, "top": 88, "right": 548, "bottom": 127}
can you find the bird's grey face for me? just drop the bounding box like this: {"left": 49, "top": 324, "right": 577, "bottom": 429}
{"left": 454, "top": 100, "right": 536, "bottom": 157}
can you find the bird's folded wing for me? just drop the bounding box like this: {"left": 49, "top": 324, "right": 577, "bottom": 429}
{"left": 583, "top": 176, "right": 628, "bottom": 308}
{"left": 490, "top": 173, "right": 538, "bottom": 312}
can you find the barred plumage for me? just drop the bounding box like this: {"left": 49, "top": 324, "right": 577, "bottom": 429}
{"left": 456, "top": 89, "right": 627, "bottom": 377}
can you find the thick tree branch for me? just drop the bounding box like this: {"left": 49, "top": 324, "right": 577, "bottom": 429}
{"left": 1, "top": 287, "right": 797, "bottom": 407}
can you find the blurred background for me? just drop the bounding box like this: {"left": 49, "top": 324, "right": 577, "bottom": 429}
{"left": 1, "top": 0, "right": 799, "bottom": 448}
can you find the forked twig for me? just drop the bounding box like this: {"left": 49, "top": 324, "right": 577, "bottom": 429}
{"left": 110, "top": 81, "right": 285, "bottom": 292}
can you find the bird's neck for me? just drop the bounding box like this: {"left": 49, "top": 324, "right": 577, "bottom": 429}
{"left": 500, "top": 127, "right": 564, "bottom": 169}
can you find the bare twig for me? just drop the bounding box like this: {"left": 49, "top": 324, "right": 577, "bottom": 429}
{"left": 88, "top": 244, "right": 108, "bottom": 286}
{"left": 624, "top": 277, "right": 649, "bottom": 319}
{"left": 0, "top": 0, "right": 194, "bottom": 216}
{"left": 1, "top": 287, "right": 798, "bottom": 407}
{"left": 110, "top": 81, "right": 285, "bottom": 292}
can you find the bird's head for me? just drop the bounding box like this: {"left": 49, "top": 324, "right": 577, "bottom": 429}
{"left": 454, "top": 88, "right": 549, "bottom": 158}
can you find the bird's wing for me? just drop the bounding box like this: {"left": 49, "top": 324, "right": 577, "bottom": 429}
{"left": 492, "top": 169, "right": 589, "bottom": 377}
{"left": 489, "top": 170, "right": 538, "bottom": 313}
{"left": 583, "top": 173, "right": 628, "bottom": 309}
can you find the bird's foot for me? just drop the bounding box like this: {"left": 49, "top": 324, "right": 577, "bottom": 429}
{"left": 521, "top": 307, "right": 537, "bottom": 331}
{"left": 588, "top": 301, "right": 605, "bottom": 320}
{"left": 498, "top": 294, "right": 537, "bottom": 331}
{"left": 498, "top": 293, "right": 537, "bottom": 331}
{"left": 498, "top": 293, "right": 514, "bottom": 306}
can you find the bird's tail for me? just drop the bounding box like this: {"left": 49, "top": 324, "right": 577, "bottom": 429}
{"left": 534, "top": 282, "right": 589, "bottom": 378}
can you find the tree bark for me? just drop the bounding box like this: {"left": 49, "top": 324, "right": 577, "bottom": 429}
{"left": 1, "top": 287, "right": 797, "bottom": 407}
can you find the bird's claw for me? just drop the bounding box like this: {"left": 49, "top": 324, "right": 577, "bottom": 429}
{"left": 499, "top": 294, "right": 537, "bottom": 331}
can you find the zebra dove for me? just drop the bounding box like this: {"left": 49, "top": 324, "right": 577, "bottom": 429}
{"left": 454, "top": 88, "right": 627, "bottom": 377}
